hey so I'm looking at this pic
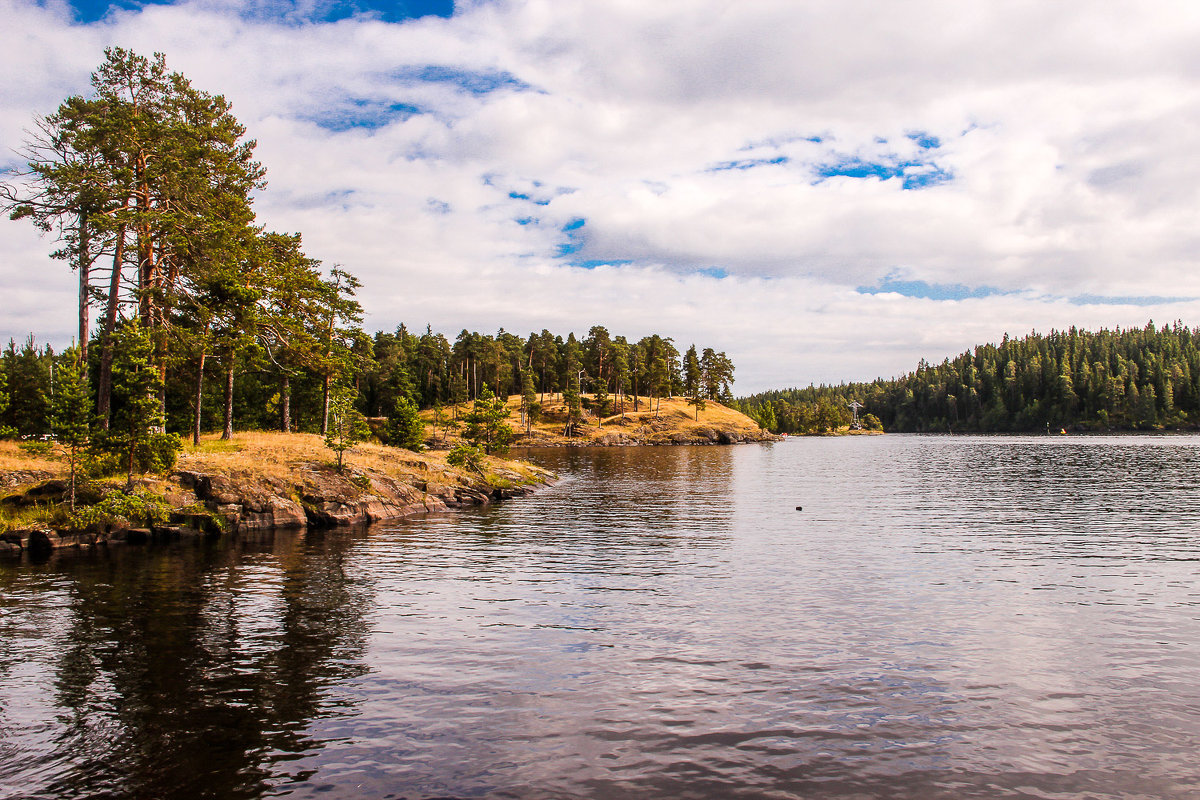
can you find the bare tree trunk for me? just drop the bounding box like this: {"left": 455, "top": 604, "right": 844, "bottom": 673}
{"left": 222, "top": 361, "right": 234, "bottom": 440}
{"left": 192, "top": 349, "right": 206, "bottom": 446}
{"left": 136, "top": 156, "right": 155, "bottom": 327}
{"left": 321, "top": 372, "right": 331, "bottom": 436}
{"left": 97, "top": 222, "right": 127, "bottom": 429}
{"left": 154, "top": 254, "right": 178, "bottom": 428}
{"left": 77, "top": 210, "right": 89, "bottom": 364}
{"left": 281, "top": 373, "right": 291, "bottom": 433}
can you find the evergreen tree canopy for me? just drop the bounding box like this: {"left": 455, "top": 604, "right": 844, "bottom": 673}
{"left": 739, "top": 322, "right": 1200, "bottom": 434}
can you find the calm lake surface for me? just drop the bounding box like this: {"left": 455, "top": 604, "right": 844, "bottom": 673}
{"left": 3, "top": 435, "right": 1200, "bottom": 799}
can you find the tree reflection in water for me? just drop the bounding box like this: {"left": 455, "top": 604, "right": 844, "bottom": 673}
{"left": 1, "top": 531, "right": 372, "bottom": 800}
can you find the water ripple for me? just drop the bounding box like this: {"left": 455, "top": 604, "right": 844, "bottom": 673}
{"left": 2, "top": 437, "right": 1200, "bottom": 798}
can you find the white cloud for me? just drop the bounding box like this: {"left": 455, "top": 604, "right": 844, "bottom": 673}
{"left": 3, "top": 0, "right": 1200, "bottom": 392}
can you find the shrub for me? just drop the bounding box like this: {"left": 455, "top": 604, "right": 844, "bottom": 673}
{"left": 89, "top": 431, "right": 182, "bottom": 476}
{"left": 71, "top": 490, "right": 173, "bottom": 529}
{"left": 447, "top": 442, "right": 485, "bottom": 474}
{"left": 381, "top": 397, "right": 426, "bottom": 451}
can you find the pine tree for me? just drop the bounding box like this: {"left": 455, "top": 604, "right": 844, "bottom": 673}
{"left": 562, "top": 372, "right": 582, "bottom": 437}
{"left": 383, "top": 396, "right": 425, "bottom": 451}
{"left": 324, "top": 381, "right": 370, "bottom": 471}
{"left": 592, "top": 379, "right": 610, "bottom": 426}
{"left": 108, "top": 321, "right": 173, "bottom": 490}
{"left": 684, "top": 344, "right": 704, "bottom": 419}
{"left": 431, "top": 401, "right": 456, "bottom": 444}
{"left": 4, "top": 337, "right": 52, "bottom": 436}
{"left": 520, "top": 369, "right": 538, "bottom": 435}
{"left": 462, "top": 386, "right": 513, "bottom": 454}
{"left": 50, "top": 346, "right": 92, "bottom": 510}
{"left": 0, "top": 358, "right": 11, "bottom": 438}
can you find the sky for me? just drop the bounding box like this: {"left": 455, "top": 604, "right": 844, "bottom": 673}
{"left": 3, "top": 0, "right": 1200, "bottom": 393}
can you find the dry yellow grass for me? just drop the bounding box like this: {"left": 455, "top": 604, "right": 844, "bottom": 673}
{"left": 1, "top": 430, "right": 548, "bottom": 505}
{"left": 425, "top": 394, "right": 767, "bottom": 446}
{"left": 0, "top": 441, "right": 64, "bottom": 476}
{"left": 178, "top": 430, "right": 548, "bottom": 488}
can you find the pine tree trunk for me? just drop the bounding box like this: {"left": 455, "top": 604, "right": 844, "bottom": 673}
{"left": 97, "top": 222, "right": 127, "bottom": 429}
{"left": 77, "top": 210, "right": 89, "bottom": 364}
{"left": 68, "top": 450, "right": 77, "bottom": 512}
{"left": 192, "top": 350, "right": 205, "bottom": 446}
{"left": 136, "top": 155, "right": 155, "bottom": 328}
{"left": 222, "top": 362, "right": 234, "bottom": 440}
{"left": 154, "top": 256, "right": 179, "bottom": 429}
{"left": 281, "top": 373, "right": 291, "bottom": 433}
{"left": 321, "top": 372, "right": 331, "bottom": 436}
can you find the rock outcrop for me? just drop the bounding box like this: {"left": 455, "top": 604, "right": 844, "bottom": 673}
{"left": 0, "top": 458, "right": 554, "bottom": 557}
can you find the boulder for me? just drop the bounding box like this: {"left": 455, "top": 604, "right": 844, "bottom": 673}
{"left": 1, "top": 529, "right": 32, "bottom": 549}
{"left": 109, "top": 528, "right": 151, "bottom": 544}
{"left": 29, "top": 528, "right": 96, "bottom": 552}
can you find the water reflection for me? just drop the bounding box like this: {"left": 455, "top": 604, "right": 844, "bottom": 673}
{"left": 0, "top": 532, "right": 373, "bottom": 800}
{"left": 2, "top": 437, "right": 1200, "bottom": 799}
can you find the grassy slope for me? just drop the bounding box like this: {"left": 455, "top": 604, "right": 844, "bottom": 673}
{"left": 0, "top": 432, "right": 551, "bottom": 531}
{"left": 176, "top": 431, "right": 548, "bottom": 487}
{"left": 424, "top": 394, "right": 770, "bottom": 446}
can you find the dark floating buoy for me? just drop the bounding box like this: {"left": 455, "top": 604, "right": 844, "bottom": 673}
{"left": 795, "top": 506, "right": 803, "bottom": 511}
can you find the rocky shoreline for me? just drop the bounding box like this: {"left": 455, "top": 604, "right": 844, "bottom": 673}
{"left": 0, "top": 457, "right": 555, "bottom": 559}
{"left": 514, "top": 423, "right": 778, "bottom": 447}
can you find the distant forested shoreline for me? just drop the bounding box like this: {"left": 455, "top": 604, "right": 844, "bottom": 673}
{"left": 737, "top": 322, "right": 1200, "bottom": 434}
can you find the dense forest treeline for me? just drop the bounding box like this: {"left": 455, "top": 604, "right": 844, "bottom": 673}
{"left": 0, "top": 325, "right": 736, "bottom": 437}
{"left": 737, "top": 322, "right": 1200, "bottom": 434}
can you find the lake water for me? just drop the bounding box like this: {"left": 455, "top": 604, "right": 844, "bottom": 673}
{"left": 2, "top": 436, "right": 1200, "bottom": 799}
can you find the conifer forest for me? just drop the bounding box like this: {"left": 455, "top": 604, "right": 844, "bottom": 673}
{"left": 737, "top": 323, "right": 1200, "bottom": 434}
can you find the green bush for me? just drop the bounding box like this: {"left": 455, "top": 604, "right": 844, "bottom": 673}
{"left": 18, "top": 440, "right": 55, "bottom": 457}
{"left": 381, "top": 397, "right": 426, "bottom": 451}
{"left": 71, "top": 490, "right": 173, "bottom": 528}
{"left": 89, "top": 431, "right": 182, "bottom": 476}
{"left": 447, "top": 442, "right": 485, "bottom": 473}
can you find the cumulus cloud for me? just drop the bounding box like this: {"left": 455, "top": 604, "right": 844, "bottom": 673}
{"left": 3, "top": 0, "right": 1200, "bottom": 391}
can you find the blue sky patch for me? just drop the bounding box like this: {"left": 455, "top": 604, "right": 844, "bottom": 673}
{"left": 901, "top": 164, "right": 953, "bottom": 190}
{"left": 306, "top": 99, "right": 423, "bottom": 132}
{"left": 556, "top": 218, "right": 586, "bottom": 257}
{"left": 697, "top": 267, "right": 729, "bottom": 279}
{"left": 817, "top": 158, "right": 901, "bottom": 182}
{"left": 857, "top": 277, "right": 1006, "bottom": 301}
{"left": 390, "top": 65, "right": 530, "bottom": 95}
{"left": 815, "top": 155, "right": 953, "bottom": 190}
{"left": 1069, "top": 294, "right": 1193, "bottom": 306}
{"left": 906, "top": 131, "right": 941, "bottom": 149}
{"left": 708, "top": 156, "right": 789, "bottom": 172}
{"left": 570, "top": 259, "right": 633, "bottom": 270}
{"left": 508, "top": 191, "right": 552, "bottom": 206}
{"left": 66, "top": 0, "right": 455, "bottom": 24}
